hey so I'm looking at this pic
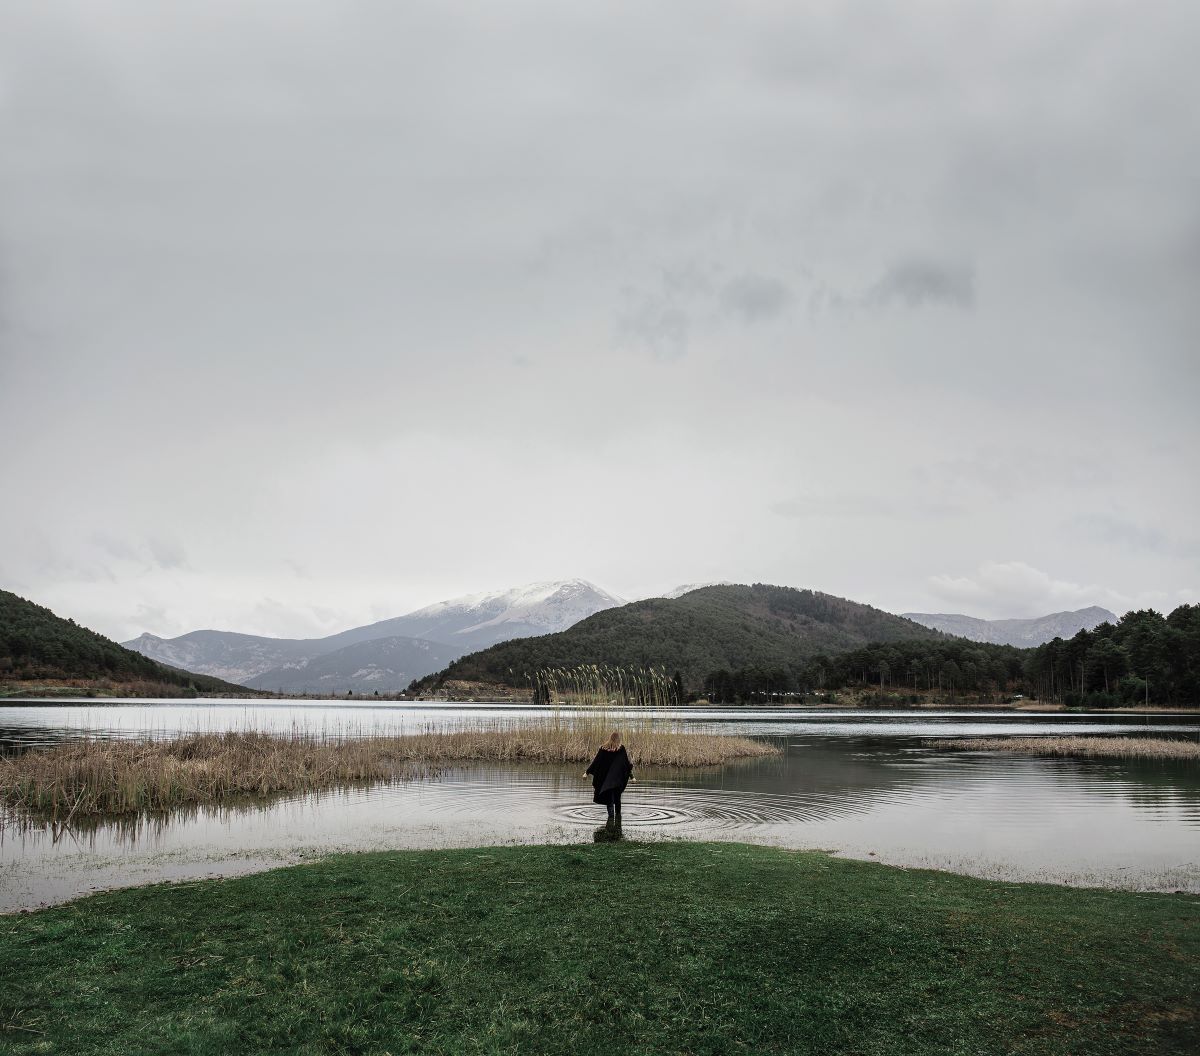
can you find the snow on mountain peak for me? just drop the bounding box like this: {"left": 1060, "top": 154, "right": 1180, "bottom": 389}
{"left": 662, "top": 581, "right": 733, "bottom": 599}
{"left": 406, "top": 579, "right": 624, "bottom": 637}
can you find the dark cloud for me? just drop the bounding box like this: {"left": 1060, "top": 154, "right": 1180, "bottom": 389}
{"left": 719, "top": 274, "right": 790, "bottom": 322}
{"left": 145, "top": 537, "right": 188, "bottom": 571}
{"left": 865, "top": 258, "right": 975, "bottom": 310}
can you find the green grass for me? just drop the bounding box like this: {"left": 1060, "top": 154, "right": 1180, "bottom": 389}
{"left": 1, "top": 842, "right": 1196, "bottom": 1055}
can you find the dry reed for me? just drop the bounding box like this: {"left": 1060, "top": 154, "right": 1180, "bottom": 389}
{"left": 1, "top": 724, "right": 777, "bottom": 819}
{"left": 389, "top": 726, "right": 775, "bottom": 767}
{"left": 927, "top": 736, "right": 1200, "bottom": 760}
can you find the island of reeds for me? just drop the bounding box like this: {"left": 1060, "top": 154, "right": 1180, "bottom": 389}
{"left": 0, "top": 724, "right": 777, "bottom": 819}
{"left": 927, "top": 736, "right": 1200, "bottom": 760}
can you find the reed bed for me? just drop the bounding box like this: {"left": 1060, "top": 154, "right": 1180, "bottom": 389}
{"left": 389, "top": 726, "right": 775, "bottom": 767}
{"left": 531, "top": 664, "right": 682, "bottom": 707}
{"left": 1, "top": 723, "right": 777, "bottom": 820}
{"left": 0, "top": 730, "right": 434, "bottom": 819}
{"left": 928, "top": 736, "right": 1200, "bottom": 760}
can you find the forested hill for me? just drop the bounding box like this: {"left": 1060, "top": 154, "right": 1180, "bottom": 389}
{"left": 410, "top": 584, "right": 943, "bottom": 692}
{"left": 0, "top": 590, "right": 253, "bottom": 696}
{"left": 1023, "top": 605, "right": 1200, "bottom": 706}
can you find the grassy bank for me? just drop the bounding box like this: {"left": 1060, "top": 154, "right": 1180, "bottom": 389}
{"left": 1, "top": 842, "right": 1196, "bottom": 1055}
{"left": 929, "top": 736, "right": 1200, "bottom": 760}
{"left": 1, "top": 727, "right": 776, "bottom": 818}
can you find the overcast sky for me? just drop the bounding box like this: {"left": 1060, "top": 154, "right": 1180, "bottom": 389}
{"left": 1, "top": 1, "right": 1197, "bottom": 642}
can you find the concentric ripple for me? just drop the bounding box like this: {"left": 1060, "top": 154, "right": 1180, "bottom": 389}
{"left": 554, "top": 786, "right": 879, "bottom": 829}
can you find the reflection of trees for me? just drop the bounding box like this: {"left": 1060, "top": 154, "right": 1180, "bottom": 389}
{"left": 0, "top": 726, "right": 138, "bottom": 756}
{"left": 1102, "top": 758, "right": 1200, "bottom": 820}
{"left": 0, "top": 780, "right": 422, "bottom": 850}
{"left": 682, "top": 737, "right": 1200, "bottom": 828}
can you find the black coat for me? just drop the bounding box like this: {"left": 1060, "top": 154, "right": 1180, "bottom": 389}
{"left": 586, "top": 745, "right": 633, "bottom": 804}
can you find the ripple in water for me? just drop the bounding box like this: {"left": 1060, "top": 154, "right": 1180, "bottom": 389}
{"left": 400, "top": 777, "right": 879, "bottom": 830}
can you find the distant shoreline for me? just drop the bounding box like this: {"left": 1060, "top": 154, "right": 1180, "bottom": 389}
{"left": 2, "top": 691, "right": 1197, "bottom": 714}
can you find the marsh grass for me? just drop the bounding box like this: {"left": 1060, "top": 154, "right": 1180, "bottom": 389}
{"left": 928, "top": 736, "right": 1200, "bottom": 760}
{"left": 532, "top": 664, "right": 681, "bottom": 707}
{"left": 0, "top": 722, "right": 776, "bottom": 820}
{"left": 396, "top": 722, "right": 774, "bottom": 767}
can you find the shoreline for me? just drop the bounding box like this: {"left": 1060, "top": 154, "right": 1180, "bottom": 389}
{"left": 3, "top": 693, "right": 1197, "bottom": 714}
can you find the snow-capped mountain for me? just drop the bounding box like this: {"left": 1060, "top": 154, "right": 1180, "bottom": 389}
{"left": 123, "top": 579, "right": 623, "bottom": 690}
{"left": 395, "top": 579, "right": 625, "bottom": 646}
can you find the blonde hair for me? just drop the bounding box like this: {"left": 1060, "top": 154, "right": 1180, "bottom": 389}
{"left": 603, "top": 730, "right": 622, "bottom": 751}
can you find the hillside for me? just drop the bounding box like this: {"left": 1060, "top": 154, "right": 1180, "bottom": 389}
{"left": 411, "top": 584, "right": 943, "bottom": 692}
{"left": 0, "top": 590, "right": 253, "bottom": 697}
{"left": 903, "top": 606, "right": 1116, "bottom": 647}
{"left": 124, "top": 579, "right": 621, "bottom": 691}
{"left": 244, "top": 636, "right": 464, "bottom": 694}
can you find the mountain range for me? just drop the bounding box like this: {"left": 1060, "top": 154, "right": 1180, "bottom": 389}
{"left": 124, "top": 579, "right": 623, "bottom": 693}
{"left": 901, "top": 607, "right": 1116, "bottom": 648}
{"left": 411, "top": 583, "right": 944, "bottom": 692}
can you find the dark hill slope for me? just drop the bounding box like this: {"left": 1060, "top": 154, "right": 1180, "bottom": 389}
{"left": 412, "top": 584, "right": 943, "bottom": 692}
{"left": 0, "top": 590, "right": 252, "bottom": 696}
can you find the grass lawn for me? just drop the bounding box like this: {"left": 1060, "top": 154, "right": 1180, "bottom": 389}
{"left": 0, "top": 841, "right": 1196, "bottom": 1055}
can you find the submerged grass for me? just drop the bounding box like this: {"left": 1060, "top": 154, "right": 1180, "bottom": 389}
{"left": 0, "top": 724, "right": 776, "bottom": 819}
{"left": 929, "top": 735, "right": 1200, "bottom": 760}
{"left": 0, "top": 842, "right": 1196, "bottom": 1055}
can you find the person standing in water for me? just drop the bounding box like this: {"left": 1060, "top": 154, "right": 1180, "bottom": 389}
{"left": 584, "top": 730, "right": 634, "bottom": 828}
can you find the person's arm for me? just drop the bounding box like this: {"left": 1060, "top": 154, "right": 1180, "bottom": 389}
{"left": 584, "top": 750, "right": 601, "bottom": 779}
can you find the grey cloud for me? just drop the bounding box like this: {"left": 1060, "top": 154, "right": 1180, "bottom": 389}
{"left": 617, "top": 295, "right": 690, "bottom": 361}
{"left": 145, "top": 536, "right": 188, "bottom": 570}
{"left": 90, "top": 532, "right": 140, "bottom": 563}
{"left": 771, "top": 495, "right": 963, "bottom": 519}
{"left": 915, "top": 451, "right": 1111, "bottom": 504}
{"left": 865, "top": 258, "right": 974, "bottom": 310}
{"left": 616, "top": 264, "right": 711, "bottom": 359}
{"left": 927, "top": 561, "right": 1132, "bottom": 620}
{"left": 719, "top": 274, "right": 790, "bottom": 322}
{"left": 1066, "top": 513, "right": 1194, "bottom": 558}
{"left": 0, "top": 2, "right": 1196, "bottom": 638}
{"left": 92, "top": 533, "right": 187, "bottom": 571}
{"left": 620, "top": 266, "right": 790, "bottom": 357}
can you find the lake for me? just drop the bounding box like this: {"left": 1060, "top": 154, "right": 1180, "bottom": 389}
{"left": 2, "top": 700, "right": 1197, "bottom": 911}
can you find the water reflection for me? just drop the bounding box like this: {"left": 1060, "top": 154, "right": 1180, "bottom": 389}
{"left": 1, "top": 699, "right": 1197, "bottom": 750}
{"left": 1, "top": 702, "right": 1198, "bottom": 910}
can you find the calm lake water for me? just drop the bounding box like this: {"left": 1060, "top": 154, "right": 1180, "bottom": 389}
{"left": 2, "top": 700, "right": 1198, "bottom": 911}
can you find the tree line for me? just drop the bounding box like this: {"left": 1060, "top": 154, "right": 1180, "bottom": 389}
{"left": 1022, "top": 605, "right": 1199, "bottom": 707}
{"left": 700, "top": 605, "right": 1200, "bottom": 707}
{"left": 701, "top": 638, "right": 1026, "bottom": 703}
